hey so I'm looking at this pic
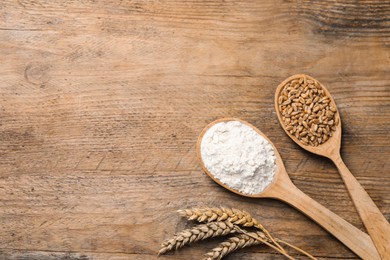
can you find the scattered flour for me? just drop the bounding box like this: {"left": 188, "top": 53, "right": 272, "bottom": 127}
{"left": 200, "top": 120, "right": 276, "bottom": 195}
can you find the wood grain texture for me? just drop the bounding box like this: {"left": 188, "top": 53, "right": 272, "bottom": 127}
{"left": 0, "top": 0, "right": 389, "bottom": 259}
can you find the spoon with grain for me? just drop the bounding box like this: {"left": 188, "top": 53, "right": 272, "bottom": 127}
{"left": 197, "top": 118, "right": 380, "bottom": 260}
{"left": 275, "top": 74, "right": 390, "bottom": 259}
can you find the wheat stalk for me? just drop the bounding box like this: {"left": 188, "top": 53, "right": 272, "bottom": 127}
{"left": 178, "top": 207, "right": 286, "bottom": 254}
{"left": 277, "top": 239, "right": 317, "bottom": 260}
{"left": 236, "top": 226, "right": 295, "bottom": 260}
{"left": 204, "top": 231, "right": 266, "bottom": 260}
{"left": 235, "top": 227, "right": 317, "bottom": 260}
{"left": 158, "top": 221, "right": 236, "bottom": 255}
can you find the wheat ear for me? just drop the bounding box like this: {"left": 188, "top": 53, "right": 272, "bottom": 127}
{"left": 158, "top": 221, "right": 236, "bottom": 255}
{"left": 178, "top": 207, "right": 285, "bottom": 254}
{"left": 204, "top": 231, "right": 266, "bottom": 260}
{"left": 178, "top": 207, "right": 262, "bottom": 228}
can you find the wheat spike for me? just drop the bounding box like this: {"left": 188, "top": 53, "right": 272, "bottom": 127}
{"left": 178, "top": 207, "right": 264, "bottom": 229}
{"left": 158, "top": 221, "right": 236, "bottom": 255}
{"left": 204, "top": 231, "right": 267, "bottom": 260}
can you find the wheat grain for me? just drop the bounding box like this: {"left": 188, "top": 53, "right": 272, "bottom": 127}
{"left": 278, "top": 75, "right": 338, "bottom": 146}
{"left": 158, "top": 221, "right": 236, "bottom": 255}
{"left": 204, "top": 231, "right": 266, "bottom": 260}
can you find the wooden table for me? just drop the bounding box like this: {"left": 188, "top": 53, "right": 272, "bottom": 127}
{"left": 1, "top": 1, "right": 389, "bottom": 259}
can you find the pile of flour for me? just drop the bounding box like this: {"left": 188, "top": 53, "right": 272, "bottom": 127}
{"left": 200, "top": 120, "right": 276, "bottom": 195}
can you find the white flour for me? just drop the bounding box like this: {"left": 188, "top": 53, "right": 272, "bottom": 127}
{"left": 200, "top": 121, "right": 276, "bottom": 195}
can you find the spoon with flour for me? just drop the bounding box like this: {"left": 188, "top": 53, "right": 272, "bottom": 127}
{"left": 197, "top": 118, "right": 380, "bottom": 260}
{"left": 275, "top": 74, "right": 390, "bottom": 259}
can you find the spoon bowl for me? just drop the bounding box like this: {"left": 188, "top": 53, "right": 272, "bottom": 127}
{"left": 196, "top": 117, "right": 289, "bottom": 199}
{"left": 274, "top": 74, "right": 342, "bottom": 157}
{"left": 197, "top": 118, "right": 380, "bottom": 259}
{"left": 275, "top": 74, "right": 390, "bottom": 259}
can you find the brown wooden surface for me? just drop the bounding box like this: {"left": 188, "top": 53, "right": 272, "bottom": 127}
{"left": 0, "top": 1, "right": 389, "bottom": 259}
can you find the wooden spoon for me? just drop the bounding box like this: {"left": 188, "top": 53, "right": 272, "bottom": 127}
{"left": 275, "top": 74, "right": 390, "bottom": 260}
{"left": 197, "top": 118, "right": 380, "bottom": 259}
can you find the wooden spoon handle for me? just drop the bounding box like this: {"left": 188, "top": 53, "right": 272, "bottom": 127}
{"left": 270, "top": 181, "right": 380, "bottom": 259}
{"left": 332, "top": 155, "right": 390, "bottom": 260}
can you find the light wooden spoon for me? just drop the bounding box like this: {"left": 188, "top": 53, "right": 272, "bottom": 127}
{"left": 197, "top": 118, "right": 380, "bottom": 260}
{"left": 275, "top": 74, "right": 390, "bottom": 260}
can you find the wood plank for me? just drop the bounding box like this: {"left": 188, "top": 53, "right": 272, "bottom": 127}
{"left": 0, "top": 249, "right": 359, "bottom": 260}
{"left": 0, "top": 0, "right": 389, "bottom": 259}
